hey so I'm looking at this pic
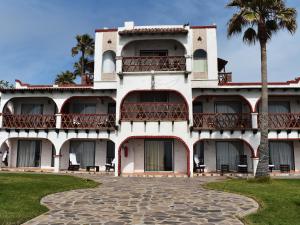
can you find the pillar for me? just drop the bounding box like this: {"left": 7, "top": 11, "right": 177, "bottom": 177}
{"left": 252, "top": 157, "right": 259, "bottom": 176}
{"left": 53, "top": 155, "right": 61, "bottom": 172}
{"left": 56, "top": 114, "right": 62, "bottom": 129}
{"left": 251, "top": 113, "right": 258, "bottom": 129}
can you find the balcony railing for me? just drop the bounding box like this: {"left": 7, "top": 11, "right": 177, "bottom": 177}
{"left": 259, "top": 113, "right": 300, "bottom": 129}
{"left": 122, "top": 56, "right": 186, "bottom": 72}
{"left": 193, "top": 113, "right": 252, "bottom": 130}
{"left": 2, "top": 114, "right": 56, "bottom": 129}
{"left": 121, "top": 102, "right": 188, "bottom": 121}
{"left": 218, "top": 72, "right": 232, "bottom": 85}
{"left": 61, "top": 114, "right": 116, "bottom": 129}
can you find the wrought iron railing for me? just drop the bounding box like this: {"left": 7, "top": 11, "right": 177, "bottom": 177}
{"left": 259, "top": 113, "right": 300, "bottom": 129}
{"left": 2, "top": 114, "right": 56, "bottom": 129}
{"left": 193, "top": 113, "right": 252, "bottom": 130}
{"left": 218, "top": 72, "right": 232, "bottom": 85}
{"left": 121, "top": 102, "right": 188, "bottom": 121}
{"left": 122, "top": 56, "right": 186, "bottom": 72}
{"left": 61, "top": 114, "right": 116, "bottom": 129}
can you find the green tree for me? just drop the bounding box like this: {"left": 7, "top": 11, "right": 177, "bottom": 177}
{"left": 54, "top": 71, "right": 76, "bottom": 85}
{"left": 71, "top": 34, "right": 94, "bottom": 77}
{"left": 227, "top": 0, "right": 297, "bottom": 177}
{"left": 0, "top": 80, "right": 14, "bottom": 88}
{"left": 73, "top": 57, "right": 94, "bottom": 77}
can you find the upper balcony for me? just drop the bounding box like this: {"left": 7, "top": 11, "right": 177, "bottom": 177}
{"left": 121, "top": 39, "right": 186, "bottom": 73}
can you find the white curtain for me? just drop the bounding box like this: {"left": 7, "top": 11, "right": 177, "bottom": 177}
{"left": 17, "top": 140, "right": 41, "bottom": 167}
{"left": 21, "top": 104, "right": 43, "bottom": 115}
{"left": 268, "top": 102, "right": 290, "bottom": 113}
{"left": 102, "top": 51, "right": 116, "bottom": 73}
{"left": 269, "top": 142, "right": 294, "bottom": 170}
{"left": 70, "top": 141, "right": 95, "bottom": 168}
{"left": 193, "top": 49, "right": 207, "bottom": 73}
{"left": 215, "top": 102, "right": 242, "bottom": 113}
{"left": 73, "top": 103, "right": 96, "bottom": 114}
{"left": 194, "top": 142, "right": 204, "bottom": 163}
{"left": 216, "top": 141, "right": 243, "bottom": 171}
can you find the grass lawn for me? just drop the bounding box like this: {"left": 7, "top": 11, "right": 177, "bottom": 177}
{"left": 205, "top": 178, "right": 300, "bottom": 225}
{"left": 0, "top": 173, "right": 98, "bottom": 225}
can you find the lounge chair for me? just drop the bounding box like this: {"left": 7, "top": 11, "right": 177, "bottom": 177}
{"left": 194, "top": 155, "right": 206, "bottom": 173}
{"left": 105, "top": 158, "right": 115, "bottom": 172}
{"left": 237, "top": 155, "right": 248, "bottom": 173}
{"left": 68, "top": 153, "right": 80, "bottom": 171}
{"left": 2, "top": 150, "right": 8, "bottom": 166}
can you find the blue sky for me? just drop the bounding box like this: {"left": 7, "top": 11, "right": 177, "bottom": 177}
{"left": 0, "top": 0, "right": 299, "bottom": 84}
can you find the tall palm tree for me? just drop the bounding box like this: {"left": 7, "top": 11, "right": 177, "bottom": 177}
{"left": 55, "top": 71, "right": 76, "bottom": 85}
{"left": 71, "top": 34, "right": 94, "bottom": 77}
{"left": 73, "top": 57, "right": 94, "bottom": 77}
{"left": 227, "top": 0, "right": 297, "bottom": 177}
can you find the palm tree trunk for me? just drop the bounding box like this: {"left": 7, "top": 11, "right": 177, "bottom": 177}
{"left": 81, "top": 51, "right": 85, "bottom": 77}
{"left": 256, "top": 40, "right": 269, "bottom": 177}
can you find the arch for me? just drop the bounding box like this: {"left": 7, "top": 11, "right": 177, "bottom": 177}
{"left": 121, "top": 39, "right": 187, "bottom": 56}
{"left": 60, "top": 96, "right": 116, "bottom": 113}
{"left": 2, "top": 97, "right": 58, "bottom": 114}
{"left": 193, "top": 94, "right": 253, "bottom": 112}
{"left": 253, "top": 95, "right": 298, "bottom": 112}
{"left": 118, "top": 136, "right": 190, "bottom": 177}
{"left": 120, "top": 89, "right": 190, "bottom": 120}
{"left": 102, "top": 50, "right": 116, "bottom": 73}
{"left": 193, "top": 49, "right": 208, "bottom": 73}
{"left": 193, "top": 138, "right": 256, "bottom": 158}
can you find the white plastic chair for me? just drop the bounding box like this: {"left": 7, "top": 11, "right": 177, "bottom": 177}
{"left": 69, "top": 153, "right": 80, "bottom": 166}
{"left": 2, "top": 151, "right": 8, "bottom": 162}
{"left": 105, "top": 158, "right": 115, "bottom": 172}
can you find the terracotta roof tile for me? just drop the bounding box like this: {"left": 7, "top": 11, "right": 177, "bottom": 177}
{"left": 119, "top": 27, "right": 188, "bottom": 35}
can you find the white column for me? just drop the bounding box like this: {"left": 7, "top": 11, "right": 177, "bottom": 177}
{"left": 54, "top": 155, "right": 61, "bottom": 172}
{"left": 189, "top": 147, "right": 194, "bottom": 177}
{"left": 56, "top": 114, "right": 62, "bottom": 129}
{"left": 0, "top": 114, "right": 3, "bottom": 128}
{"left": 114, "top": 144, "right": 120, "bottom": 177}
{"left": 251, "top": 113, "right": 258, "bottom": 129}
{"left": 116, "top": 56, "right": 122, "bottom": 74}
{"left": 252, "top": 157, "right": 259, "bottom": 176}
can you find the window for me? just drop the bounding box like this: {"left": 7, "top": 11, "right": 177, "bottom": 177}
{"left": 106, "top": 141, "right": 115, "bottom": 164}
{"left": 216, "top": 141, "right": 243, "bottom": 171}
{"left": 140, "top": 50, "right": 168, "bottom": 57}
{"left": 102, "top": 51, "right": 116, "bottom": 73}
{"left": 193, "top": 102, "right": 203, "bottom": 113}
{"left": 215, "top": 102, "right": 242, "bottom": 113}
{"left": 140, "top": 92, "right": 169, "bottom": 102}
{"left": 269, "top": 141, "right": 295, "bottom": 170}
{"left": 51, "top": 145, "right": 55, "bottom": 167}
{"left": 194, "top": 142, "right": 204, "bottom": 164}
{"left": 70, "top": 141, "right": 95, "bottom": 168}
{"left": 17, "top": 140, "right": 41, "bottom": 167}
{"left": 72, "top": 103, "right": 96, "bottom": 114}
{"left": 193, "top": 49, "right": 207, "bottom": 73}
{"left": 21, "top": 104, "right": 43, "bottom": 115}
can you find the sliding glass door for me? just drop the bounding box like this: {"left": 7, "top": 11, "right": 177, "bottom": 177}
{"left": 145, "top": 140, "right": 173, "bottom": 171}
{"left": 216, "top": 141, "right": 243, "bottom": 171}
{"left": 17, "top": 140, "right": 41, "bottom": 167}
{"left": 70, "top": 141, "right": 95, "bottom": 168}
{"left": 269, "top": 141, "right": 294, "bottom": 170}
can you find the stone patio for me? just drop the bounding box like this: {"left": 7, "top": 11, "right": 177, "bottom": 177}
{"left": 23, "top": 174, "right": 258, "bottom": 225}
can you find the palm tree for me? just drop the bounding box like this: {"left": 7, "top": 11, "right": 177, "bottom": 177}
{"left": 71, "top": 34, "right": 94, "bottom": 77}
{"left": 73, "top": 57, "right": 94, "bottom": 77}
{"left": 227, "top": 0, "right": 297, "bottom": 177}
{"left": 55, "top": 71, "right": 76, "bottom": 85}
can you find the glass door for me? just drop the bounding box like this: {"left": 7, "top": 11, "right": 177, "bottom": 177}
{"left": 145, "top": 140, "right": 173, "bottom": 171}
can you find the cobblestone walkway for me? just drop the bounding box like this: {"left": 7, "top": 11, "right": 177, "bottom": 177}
{"left": 24, "top": 174, "right": 258, "bottom": 225}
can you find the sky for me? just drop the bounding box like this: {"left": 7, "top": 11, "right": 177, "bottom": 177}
{"left": 0, "top": 0, "right": 299, "bottom": 85}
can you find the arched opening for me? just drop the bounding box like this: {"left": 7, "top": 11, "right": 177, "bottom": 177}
{"left": 192, "top": 95, "right": 252, "bottom": 130}
{"left": 0, "top": 138, "right": 55, "bottom": 170}
{"left": 60, "top": 96, "right": 116, "bottom": 129}
{"left": 59, "top": 138, "right": 115, "bottom": 171}
{"left": 120, "top": 90, "right": 189, "bottom": 121}
{"left": 121, "top": 39, "right": 186, "bottom": 72}
{"left": 2, "top": 97, "right": 58, "bottom": 129}
{"left": 118, "top": 136, "right": 190, "bottom": 177}
{"left": 193, "top": 139, "right": 255, "bottom": 173}
{"left": 193, "top": 49, "right": 207, "bottom": 73}
{"left": 102, "top": 50, "right": 116, "bottom": 74}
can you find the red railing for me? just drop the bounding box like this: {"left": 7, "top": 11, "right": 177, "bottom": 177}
{"left": 218, "top": 72, "right": 232, "bottom": 85}
{"left": 193, "top": 113, "right": 252, "bottom": 129}
{"left": 61, "top": 114, "right": 116, "bottom": 129}
{"left": 259, "top": 113, "right": 300, "bottom": 129}
{"left": 121, "top": 102, "right": 188, "bottom": 121}
{"left": 2, "top": 114, "right": 56, "bottom": 129}
{"left": 122, "top": 56, "right": 186, "bottom": 72}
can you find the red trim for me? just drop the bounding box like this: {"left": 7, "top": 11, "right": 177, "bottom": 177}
{"left": 220, "top": 76, "right": 300, "bottom": 86}
{"left": 120, "top": 89, "right": 190, "bottom": 120}
{"left": 14, "top": 79, "right": 92, "bottom": 89}
{"left": 190, "top": 25, "right": 217, "bottom": 29}
{"left": 118, "top": 136, "right": 190, "bottom": 177}
{"left": 60, "top": 96, "right": 116, "bottom": 113}
{"left": 193, "top": 94, "right": 254, "bottom": 112}
{"left": 193, "top": 138, "right": 256, "bottom": 158}
{"left": 95, "top": 28, "right": 118, "bottom": 33}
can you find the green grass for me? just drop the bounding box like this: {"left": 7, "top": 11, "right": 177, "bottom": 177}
{"left": 0, "top": 173, "right": 98, "bottom": 225}
{"left": 205, "top": 178, "right": 300, "bottom": 225}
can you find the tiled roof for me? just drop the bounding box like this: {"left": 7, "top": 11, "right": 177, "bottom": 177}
{"left": 119, "top": 27, "right": 188, "bottom": 35}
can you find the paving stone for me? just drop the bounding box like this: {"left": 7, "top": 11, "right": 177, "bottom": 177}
{"left": 22, "top": 174, "right": 258, "bottom": 225}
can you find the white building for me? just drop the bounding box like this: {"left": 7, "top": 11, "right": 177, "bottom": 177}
{"left": 0, "top": 21, "right": 299, "bottom": 177}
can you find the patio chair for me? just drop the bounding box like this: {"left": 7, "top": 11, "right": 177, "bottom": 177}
{"left": 237, "top": 155, "right": 248, "bottom": 173}
{"left": 194, "top": 155, "right": 206, "bottom": 173}
{"left": 68, "top": 153, "right": 80, "bottom": 171}
{"left": 2, "top": 150, "right": 8, "bottom": 166}
{"left": 105, "top": 158, "right": 115, "bottom": 172}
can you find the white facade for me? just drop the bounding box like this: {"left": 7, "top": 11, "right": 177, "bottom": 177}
{"left": 1, "top": 21, "right": 300, "bottom": 177}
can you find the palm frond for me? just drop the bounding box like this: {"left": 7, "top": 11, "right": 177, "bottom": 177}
{"left": 243, "top": 27, "right": 258, "bottom": 44}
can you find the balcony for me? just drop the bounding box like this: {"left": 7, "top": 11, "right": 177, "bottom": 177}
{"left": 2, "top": 114, "right": 56, "bottom": 129}
{"left": 122, "top": 56, "right": 186, "bottom": 72}
{"left": 121, "top": 102, "right": 188, "bottom": 121}
{"left": 61, "top": 114, "right": 116, "bottom": 129}
{"left": 218, "top": 72, "right": 232, "bottom": 85}
{"left": 260, "top": 113, "right": 300, "bottom": 130}
{"left": 193, "top": 113, "right": 252, "bottom": 130}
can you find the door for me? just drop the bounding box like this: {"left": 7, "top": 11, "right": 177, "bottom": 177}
{"left": 216, "top": 141, "right": 243, "bottom": 171}
{"left": 269, "top": 141, "right": 295, "bottom": 170}
{"left": 17, "top": 140, "right": 41, "bottom": 167}
{"left": 145, "top": 140, "right": 173, "bottom": 171}
{"left": 106, "top": 141, "right": 115, "bottom": 164}
{"left": 69, "top": 141, "right": 95, "bottom": 168}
